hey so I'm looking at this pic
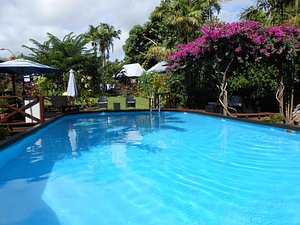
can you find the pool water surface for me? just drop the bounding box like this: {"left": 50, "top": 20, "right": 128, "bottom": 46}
{"left": 0, "top": 111, "right": 300, "bottom": 225}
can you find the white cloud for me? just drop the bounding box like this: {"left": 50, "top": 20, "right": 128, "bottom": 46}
{"left": 0, "top": 0, "right": 254, "bottom": 61}
{"left": 0, "top": 0, "right": 160, "bottom": 60}
{"left": 218, "top": 0, "right": 255, "bottom": 22}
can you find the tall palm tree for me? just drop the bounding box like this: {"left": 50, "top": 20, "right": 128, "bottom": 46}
{"left": 289, "top": 0, "right": 299, "bottom": 25}
{"left": 84, "top": 23, "right": 121, "bottom": 92}
{"left": 154, "top": 0, "right": 220, "bottom": 43}
{"left": 240, "top": 0, "right": 299, "bottom": 26}
{"left": 142, "top": 0, "right": 221, "bottom": 63}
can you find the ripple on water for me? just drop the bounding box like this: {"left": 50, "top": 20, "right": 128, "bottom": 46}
{"left": 1, "top": 112, "right": 300, "bottom": 225}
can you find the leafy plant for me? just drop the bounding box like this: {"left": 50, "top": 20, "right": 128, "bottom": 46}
{"left": 138, "top": 72, "right": 169, "bottom": 97}
{"left": 169, "top": 21, "right": 300, "bottom": 120}
{"left": 263, "top": 113, "right": 285, "bottom": 123}
{"left": 0, "top": 126, "right": 10, "bottom": 140}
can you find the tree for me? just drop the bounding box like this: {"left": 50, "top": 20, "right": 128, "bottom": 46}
{"left": 123, "top": 0, "right": 222, "bottom": 69}
{"left": 170, "top": 22, "right": 262, "bottom": 115}
{"left": 23, "top": 32, "right": 90, "bottom": 95}
{"left": 123, "top": 25, "right": 149, "bottom": 65}
{"left": 154, "top": 0, "right": 220, "bottom": 43}
{"left": 138, "top": 72, "right": 169, "bottom": 98}
{"left": 84, "top": 23, "right": 121, "bottom": 92}
{"left": 169, "top": 21, "right": 300, "bottom": 122}
{"left": 240, "top": 0, "right": 300, "bottom": 26}
{"left": 263, "top": 24, "right": 300, "bottom": 122}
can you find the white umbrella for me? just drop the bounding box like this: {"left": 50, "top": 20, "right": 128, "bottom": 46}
{"left": 67, "top": 69, "right": 78, "bottom": 97}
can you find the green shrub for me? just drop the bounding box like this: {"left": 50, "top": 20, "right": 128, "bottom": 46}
{"left": 263, "top": 113, "right": 285, "bottom": 124}
{"left": 0, "top": 126, "right": 10, "bottom": 140}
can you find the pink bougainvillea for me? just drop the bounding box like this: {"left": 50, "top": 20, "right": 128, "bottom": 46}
{"left": 169, "top": 21, "right": 300, "bottom": 68}
{"left": 168, "top": 21, "right": 300, "bottom": 119}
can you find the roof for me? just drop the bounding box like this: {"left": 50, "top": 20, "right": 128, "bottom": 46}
{"left": 147, "top": 61, "right": 169, "bottom": 73}
{"left": 116, "top": 63, "right": 146, "bottom": 78}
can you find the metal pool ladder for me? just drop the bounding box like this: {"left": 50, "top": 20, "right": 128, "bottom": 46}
{"left": 150, "top": 94, "right": 162, "bottom": 113}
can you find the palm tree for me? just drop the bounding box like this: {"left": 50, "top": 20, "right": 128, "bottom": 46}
{"left": 22, "top": 32, "right": 89, "bottom": 94}
{"left": 240, "top": 0, "right": 299, "bottom": 26}
{"left": 23, "top": 32, "right": 88, "bottom": 72}
{"left": 84, "top": 23, "right": 121, "bottom": 92}
{"left": 154, "top": 0, "right": 221, "bottom": 43}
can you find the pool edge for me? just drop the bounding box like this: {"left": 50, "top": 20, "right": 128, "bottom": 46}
{"left": 166, "top": 108, "right": 300, "bottom": 132}
{"left": 0, "top": 109, "right": 149, "bottom": 151}
{"left": 1, "top": 109, "right": 299, "bottom": 151}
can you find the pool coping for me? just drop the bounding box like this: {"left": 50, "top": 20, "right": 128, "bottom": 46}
{"left": 169, "top": 109, "right": 300, "bottom": 131}
{"left": 1, "top": 109, "right": 299, "bottom": 151}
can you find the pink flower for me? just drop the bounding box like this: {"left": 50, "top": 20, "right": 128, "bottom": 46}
{"left": 168, "top": 20, "right": 300, "bottom": 70}
{"left": 235, "top": 47, "right": 242, "bottom": 52}
{"left": 255, "top": 57, "right": 262, "bottom": 62}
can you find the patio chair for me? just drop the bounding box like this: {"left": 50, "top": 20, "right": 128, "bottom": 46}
{"left": 98, "top": 96, "right": 108, "bottom": 109}
{"left": 48, "top": 96, "right": 79, "bottom": 112}
{"left": 126, "top": 95, "right": 136, "bottom": 108}
{"left": 229, "top": 96, "right": 243, "bottom": 113}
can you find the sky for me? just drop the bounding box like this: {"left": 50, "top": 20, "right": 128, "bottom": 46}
{"left": 0, "top": 0, "right": 255, "bottom": 61}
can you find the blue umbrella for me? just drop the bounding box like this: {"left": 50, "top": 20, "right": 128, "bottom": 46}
{"left": 0, "top": 58, "right": 59, "bottom": 75}
{"left": 67, "top": 69, "right": 78, "bottom": 97}
{"left": 0, "top": 58, "right": 59, "bottom": 95}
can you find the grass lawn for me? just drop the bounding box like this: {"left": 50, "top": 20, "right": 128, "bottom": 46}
{"left": 87, "top": 96, "right": 149, "bottom": 110}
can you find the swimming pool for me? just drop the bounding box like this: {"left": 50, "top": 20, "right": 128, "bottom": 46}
{"left": 0, "top": 111, "right": 299, "bottom": 225}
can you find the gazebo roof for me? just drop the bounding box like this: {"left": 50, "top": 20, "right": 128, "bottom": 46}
{"left": 147, "top": 61, "right": 168, "bottom": 73}
{"left": 116, "top": 63, "right": 146, "bottom": 78}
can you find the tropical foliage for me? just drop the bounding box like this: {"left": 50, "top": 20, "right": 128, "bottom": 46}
{"left": 138, "top": 72, "right": 169, "bottom": 98}
{"left": 123, "top": 0, "right": 221, "bottom": 69}
{"left": 22, "top": 23, "right": 121, "bottom": 99}
{"left": 169, "top": 21, "right": 300, "bottom": 123}
{"left": 23, "top": 32, "right": 91, "bottom": 96}
{"left": 84, "top": 23, "right": 121, "bottom": 91}
{"left": 240, "top": 0, "right": 300, "bottom": 26}
{"left": 6, "top": 0, "right": 299, "bottom": 126}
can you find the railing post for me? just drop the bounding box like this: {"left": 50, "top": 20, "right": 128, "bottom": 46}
{"left": 39, "top": 96, "right": 45, "bottom": 123}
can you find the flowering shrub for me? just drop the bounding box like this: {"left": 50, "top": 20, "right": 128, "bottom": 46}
{"left": 168, "top": 21, "right": 300, "bottom": 121}
{"left": 169, "top": 21, "right": 300, "bottom": 65}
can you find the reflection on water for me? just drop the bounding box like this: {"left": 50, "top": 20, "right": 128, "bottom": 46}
{"left": 110, "top": 143, "right": 127, "bottom": 169}
{"left": 125, "top": 130, "right": 142, "bottom": 143}
{"left": 1, "top": 111, "right": 300, "bottom": 225}
{"left": 68, "top": 128, "right": 78, "bottom": 158}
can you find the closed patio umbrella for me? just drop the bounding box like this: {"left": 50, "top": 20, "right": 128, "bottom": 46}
{"left": 67, "top": 69, "right": 78, "bottom": 98}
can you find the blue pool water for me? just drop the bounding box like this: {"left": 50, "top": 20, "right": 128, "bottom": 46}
{"left": 0, "top": 111, "right": 300, "bottom": 225}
